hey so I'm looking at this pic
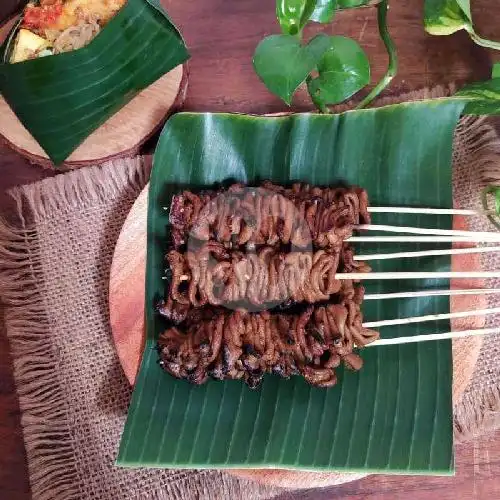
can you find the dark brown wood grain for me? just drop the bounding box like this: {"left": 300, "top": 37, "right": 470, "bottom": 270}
{"left": 1, "top": 0, "right": 500, "bottom": 498}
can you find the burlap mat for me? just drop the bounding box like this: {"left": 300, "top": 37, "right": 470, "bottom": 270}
{"left": 1, "top": 90, "right": 500, "bottom": 499}
{"left": 453, "top": 115, "right": 500, "bottom": 438}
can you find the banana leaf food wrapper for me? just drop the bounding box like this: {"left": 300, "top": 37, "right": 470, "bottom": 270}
{"left": 117, "top": 106, "right": 463, "bottom": 472}
{"left": 0, "top": 0, "right": 190, "bottom": 165}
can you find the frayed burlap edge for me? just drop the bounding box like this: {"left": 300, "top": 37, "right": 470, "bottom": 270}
{"left": 331, "top": 83, "right": 457, "bottom": 112}
{"left": 453, "top": 115, "right": 500, "bottom": 442}
{"left": 455, "top": 385, "right": 500, "bottom": 442}
{"left": 0, "top": 220, "right": 77, "bottom": 500}
{"left": 10, "top": 156, "right": 150, "bottom": 222}
{"left": 455, "top": 114, "right": 500, "bottom": 184}
{"left": 0, "top": 157, "right": 150, "bottom": 500}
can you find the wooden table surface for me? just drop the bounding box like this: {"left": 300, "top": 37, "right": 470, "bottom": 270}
{"left": 1, "top": 1, "right": 500, "bottom": 498}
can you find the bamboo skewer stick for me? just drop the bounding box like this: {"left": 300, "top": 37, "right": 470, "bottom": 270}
{"left": 168, "top": 272, "right": 500, "bottom": 285}
{"left": 364, "top": 288, "right": 500, "bottom": 300}
{"left": 164, "top": 274, "right": 500, "bottom": 301}
{"left": 367, "top": 207, "right": 482, "bottom": 216}
{"left": 348, "top": 236, "right": 500, "bottom": 243}
{"left": 172, "top": 272, "right": 500, "bottom": 281}
{"left": 367, "top": 327, "right": 500, "bottom": 347}
{"left": 354, "top": 246, "right": 500, "bottom": 261}
{"left": 363, "top": 307, "right": 500, "bottom": 328}
{"left": 337, "top": 271, "right": 500, "bottom": 280}
{"left": 165, "top": 206, "right": 494, "bottom": 216}
{"left": 356, "top": 224, "right": 500, "bottom": 239}
{"left": 159, "top": 199, "right": 500, "bottom": 346}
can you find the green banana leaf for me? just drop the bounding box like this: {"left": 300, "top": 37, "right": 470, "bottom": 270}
{"left": 0, "top": 0, "right": 189, "bottom": 165}
{"left": 118, "top": 99, "right": 466, "bottom": 473}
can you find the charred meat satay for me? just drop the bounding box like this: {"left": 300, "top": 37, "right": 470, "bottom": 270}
{"left": 160, "top": 243, "right": 371, "bottom": 320}
{"left": 169, "top": 182, "right": 370, "bottom": 249}
{"left": 157, "top": 287, "right": 379, "bottom": 389}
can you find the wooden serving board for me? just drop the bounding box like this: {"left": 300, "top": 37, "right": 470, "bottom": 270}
{"left": 109, "top": 184, "right": 484, "bottom": 488}
{"left": 0, "top": 17, "right": 188, "bottom": 170}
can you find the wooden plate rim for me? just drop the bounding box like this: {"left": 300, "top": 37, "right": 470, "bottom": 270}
{"left": 109, "top": 182, "right": 484, "bottom": 487}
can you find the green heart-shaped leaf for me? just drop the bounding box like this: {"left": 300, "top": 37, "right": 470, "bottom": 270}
{"left": 253, "top": 33, "right": 331, "bottom": 105}
{"left": 455, "top": 0, "right": 472, "bottom": 20}
{"left": 310, "top": 0, "right": 337, "bottom": 23}
{"left": 276, "top": 0, "right": 318, "bottom": 35}
{"left": 425, "top": 0, "right": 500, "bottom": 50}
{"left": 424, "top": 0, "right": 470, "bottom": 35}
{"left": 307, "top": 36, "right": 370, "bottom": 106}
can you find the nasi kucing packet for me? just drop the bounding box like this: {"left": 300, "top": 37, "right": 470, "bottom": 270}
{"left": 0, "top": 0, "right": 189, "bottom": 165}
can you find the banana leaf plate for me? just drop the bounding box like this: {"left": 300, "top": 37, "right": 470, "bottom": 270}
{"left": 0, "top": 0, "right": 189, "bottom": 165}
{"left": 118, "top": 99, "right": 467, "bottom": 474}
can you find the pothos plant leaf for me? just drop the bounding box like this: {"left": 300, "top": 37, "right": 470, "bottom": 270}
{"left": 310, "top": 0, "right": 337, "bottom": 23}
{"left": 276, "top": 0, "right": 319, "bottom": 35}
{"left": 307, "top": 35, "right": 370, "bottom": 108}
{"left": 455, "top": 62, "right": 500, "bottom": 115}
{"left": 424, "top": 0, "right": 470, "bottom": 36}
{"left": 337, "top": 0, "right": 373, "bottom": 8}
{"left": 492, "top": 63, "right": 500, "bottom": 79}
{"left": 253, "top": 33, "right": 331, "bottom": 104}
{"left": 455, "top": 0, "right": 471, "bottom": 18}
{"left": 310, "top": 0, "right": 375, "bottom": 21}
{"left": 455, "top": 78, "right": 500, "bottom": 115}
{"left": 424, "top": 0, "right": 500, "bottom": 50}
{"left": 256, "top": 0, "right": 389, "bottom": 110}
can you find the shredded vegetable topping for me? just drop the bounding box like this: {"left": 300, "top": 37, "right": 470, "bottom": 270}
{"left": 11, "top": 0, "right": 126, "bottom": 63}
{"left": 52, "top": 15, "right": 100, "bottom": 54}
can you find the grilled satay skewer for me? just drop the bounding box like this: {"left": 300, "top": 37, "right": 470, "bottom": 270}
{"left": 157, "top": 287, "right": 378, "bottom": 389}
{"left": 159, "top": 243, "right": 370, "bottom": 323}
{"left": 168, "top": 182, "right": 370, "bottom": 249}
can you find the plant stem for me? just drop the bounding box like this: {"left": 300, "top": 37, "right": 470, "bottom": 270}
{"left": 482, "top": 185, "right": 500, "bottom": 231}
{"left": 356, "top": 0, "right": 397, "bottom": 109}
{"left": 337, "top": 0, "right": 383, "bottom": 10}
{"left": 467, "top": 29, "right": 500, "bottom": 51}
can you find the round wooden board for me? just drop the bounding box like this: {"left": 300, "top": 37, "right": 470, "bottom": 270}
{"left": 0, "top": 17, "right": 188, "bottom": 170}
{"left": 110, "top": 184, "right": 484, "bottom": 488}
